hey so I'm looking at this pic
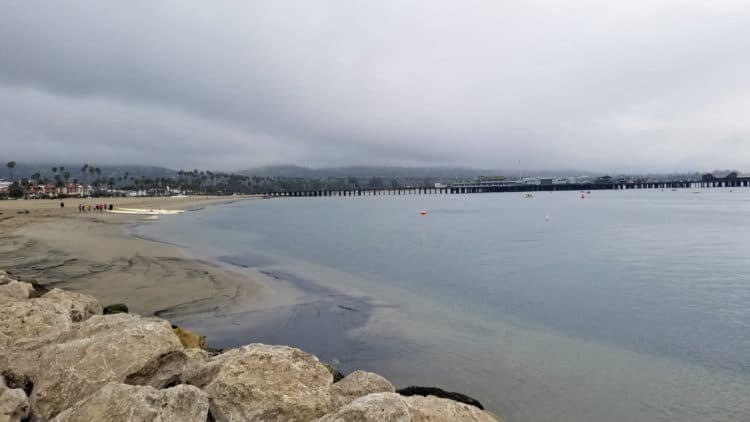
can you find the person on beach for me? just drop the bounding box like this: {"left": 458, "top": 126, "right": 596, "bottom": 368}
{"left": 60, "top": 201, "right": 64, "bottom": 208}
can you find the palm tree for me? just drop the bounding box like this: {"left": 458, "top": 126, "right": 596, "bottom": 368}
{"left": 6, "top": 161, "right": 16, "bottom": 180}
{"left": 31, "top": 172, "right": 41, "bottom": 186}
{"left": 81, "top": 164, "right": 89, "bottom": 182}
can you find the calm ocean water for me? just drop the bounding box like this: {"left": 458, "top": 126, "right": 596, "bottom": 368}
{"left": 133, "top": 189, "right": 750, "bottom": 421}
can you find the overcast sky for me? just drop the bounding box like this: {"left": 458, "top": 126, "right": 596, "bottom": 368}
{"left": 1, "top": 1, "right": 749, "bottom": 172}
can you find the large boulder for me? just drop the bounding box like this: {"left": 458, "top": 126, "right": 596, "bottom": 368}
{"left": 51, "top": 383, "right": 209, "bottom": 422}
{"left": 0, "top": 296, "right": 76, "bottom": 375}
{"left": 0, "top": 289, "right": 103, "bottom": 378}
{"left": 317, "top": 393, "right": 501, "bottom": 422}
{"left": 0, "top": 378, "right": 30, "bottom": 422}
{"left": 42, "top": 289, "right": 102, "bottom": 322}
{"left": 192, "top": 344, "right": 333, "bottom": 421}
{"left": 0, "top": 280, "right": 34, "bottom": 304}
{"left": 30, "top": 313, "right": 187, "bottom": 420}
{"left": 330, "top": 370, "right": 394, "bottom": 409}
{"left": 316, "top": 392, "right": 410, "bottom": 422}
{"left": 181, "top": 348, "right": 211, "bottom": 383}
{"left": 404, "top": 394, "right": 500, "bottom": 422}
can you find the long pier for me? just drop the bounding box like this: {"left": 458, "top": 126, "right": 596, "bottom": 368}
{"left": 264, "top": 179, "right": 745, "bottom": 197}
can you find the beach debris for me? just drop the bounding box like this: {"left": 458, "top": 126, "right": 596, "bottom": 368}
{"left": 173, "top": 326, "right": 208, "bottom": 350}
{"left": 323, "top": 363, "right": 345, "bottom": 383}
{"left": 337, "top": 304, "right": 358, "bottom": 312}
{"left": 102, "top": 303, "right": 129, "bottom": 314}
{"left": 51, "top": 383, "right": 208, "bottom": 422}
{"left": 397, "top": 386, "right": 484, "bottom": 410}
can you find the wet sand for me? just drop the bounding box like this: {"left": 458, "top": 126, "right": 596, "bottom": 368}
{"left": 0, "top": 196, "right": 288, "bottom": 318}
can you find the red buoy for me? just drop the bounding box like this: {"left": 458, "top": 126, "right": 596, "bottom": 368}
{"left": 420, "top": 210, "right": 428, "bottom": 215}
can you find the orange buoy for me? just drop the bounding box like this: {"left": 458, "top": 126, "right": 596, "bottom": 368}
{"left": 420, "top": 210, "right": 428, "bottom": 215}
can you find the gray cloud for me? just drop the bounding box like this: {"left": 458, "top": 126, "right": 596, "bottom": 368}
{"left": 1, "top": 0, "right": 749, "bottom": 171}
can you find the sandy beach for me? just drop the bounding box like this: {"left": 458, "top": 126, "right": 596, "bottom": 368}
{"left": 0, "top": 196, "right": 280, "bottom": 318}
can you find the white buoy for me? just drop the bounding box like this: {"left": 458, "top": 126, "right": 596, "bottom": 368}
{"left": 545, "top": 213, "right": 550, "bottom": 222}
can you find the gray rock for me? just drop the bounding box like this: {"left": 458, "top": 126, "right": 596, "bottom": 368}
{"left": 30, "top": 313, "right": 186, "bottom": 420}
{"left": 316, "top": 392, "right": 411, "bottom": 422}
{"left": 330, "top": 370, "right": 394, "bottom": 410}
{"left": 0, "top": 270, "right": 12, "bottom": 285}
{"left": 198, "top": 344, "right": 333, "bottom": 421}
{"left": 0, "top": 280, "right": 34, "bottom": 304}
{"left": 0, "top": 296, "right": 76, "bottom": 376}
{"left": 0, "top": 289, "right": 102, "bottom": 379}
{"left": 51, "top": 383, "right": 208, "bottom": 422}
{"left": 42, "top": 289, "right": 102, "bottom": 322}
{"left": 404, "top": 394, "right": 501, "bottom": 422}
{"left": 0, "top": 378, "right": 30, "bottom": 422}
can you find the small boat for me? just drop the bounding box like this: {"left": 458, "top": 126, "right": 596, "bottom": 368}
{"left": 522, "top": 193, "right": 534, "bottom": 199}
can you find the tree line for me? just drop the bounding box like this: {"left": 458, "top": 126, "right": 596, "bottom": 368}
{"left": 2, "top": 161, "right": 440, "bottom": 198}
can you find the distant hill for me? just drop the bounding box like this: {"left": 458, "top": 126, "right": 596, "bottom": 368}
{"left": 238, "top": 165, "right": 590, "bottom": 179}
{"left": 2, "top": 163, "right": 176, "bottom": 182}
{"left": 1, "top": 162, "right": 704, "bottom": 184}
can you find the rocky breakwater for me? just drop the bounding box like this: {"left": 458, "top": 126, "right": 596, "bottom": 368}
{"left": 0, "top": 269, "right": 502, "bottom": 422}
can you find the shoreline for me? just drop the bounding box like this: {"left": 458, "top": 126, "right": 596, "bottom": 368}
{"left": 0, "top": 269, "right": 499, "bottom": 421}
{"left": 0, "top": 196, "right": 286, "bottom": 319}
